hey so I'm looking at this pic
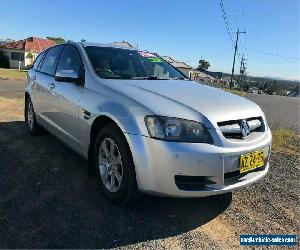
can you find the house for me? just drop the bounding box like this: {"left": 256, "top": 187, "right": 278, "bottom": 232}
{"left": 162, "top": 56, "right": 194, "bottom": 77}
{"left": 162, "top": 55, "right": 215, "bottom": 82}
{"left": 0, "top": 37, "right": 56, "bottom": 69}
{"left": 200, "top": 70, "right": 223, "bottom": 80}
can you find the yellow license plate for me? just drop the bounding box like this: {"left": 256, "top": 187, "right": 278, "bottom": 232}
{"left": 240, "top": 149, "right": 264, "bottom": 174}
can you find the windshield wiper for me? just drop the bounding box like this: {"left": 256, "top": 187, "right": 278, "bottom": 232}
{"left": 171, "top": 77, "right": 189, "bottom": 80}
{"left": 131, "top": 76, "right": 168, "bottom": 80}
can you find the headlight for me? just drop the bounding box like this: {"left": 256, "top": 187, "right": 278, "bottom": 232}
{"left": 144, "top": 116, "right": 214, "bottom": 143}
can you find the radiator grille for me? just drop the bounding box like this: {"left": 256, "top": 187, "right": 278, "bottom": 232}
{"left": 218, "top": 117, "right": 265, "bottom": 139}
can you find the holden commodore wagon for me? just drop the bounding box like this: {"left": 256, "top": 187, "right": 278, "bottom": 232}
{"left": 25, "top": 42, "right": 272, "bottom": 205}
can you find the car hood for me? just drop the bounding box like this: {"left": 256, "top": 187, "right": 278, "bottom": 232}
{"left": 103, "top": 79, "right": 263, "bottom": 127}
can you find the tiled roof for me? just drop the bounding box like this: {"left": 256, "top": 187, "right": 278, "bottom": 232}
{"left": 162, "top": 55, "right": 192, "bottom": 69}
{"left": 162, "top": 56, "right": 176, "bottom": 63}
{"left": 170, "top": 61, "right": 192, "bottom": 69}
{"left": 110, "top": 41, "right": 135, "bottom": 48}
{"left": 0, "top": 37, "right": 56, "bottom": 52}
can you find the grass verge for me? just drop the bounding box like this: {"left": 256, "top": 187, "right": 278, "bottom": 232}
{"left": 272, "top": 128, "right": 299, "bottom": 155}
{"left": 224, "top": 89, "right": 246, "bottom": 96}
{"left": 0, "top": 68, "right": 27, "bottom": 80}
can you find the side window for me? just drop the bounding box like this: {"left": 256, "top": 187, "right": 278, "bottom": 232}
{"left": 56, "top": 45, "right": 83, "bottom": 77}
{"left": 32, "top": 51, "right": 45, "bottom": 70}
{"left": 40, "top": 46, "right": 63, "bottom": 75}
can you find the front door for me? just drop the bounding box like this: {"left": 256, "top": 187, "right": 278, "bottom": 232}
{"left": 48, "top": 45, "right": 85, "bottom": 152}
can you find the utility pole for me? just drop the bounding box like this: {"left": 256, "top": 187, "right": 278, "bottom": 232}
{"left": 239, "top": 54, "right": 247, "bottom": 90}
{"left": 230, "top": 29, "right": 246, "bottom": 90}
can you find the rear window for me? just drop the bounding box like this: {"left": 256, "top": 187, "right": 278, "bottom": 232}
{"left": 40, "top": 46, "right": 63, "bottom": 75}
{"left": 32, "top": 51, "right": 45, "bottom": 70}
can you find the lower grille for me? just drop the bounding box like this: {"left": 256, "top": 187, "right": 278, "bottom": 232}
{"left": 175, "top": 175, "right": 216, "bottom": 190}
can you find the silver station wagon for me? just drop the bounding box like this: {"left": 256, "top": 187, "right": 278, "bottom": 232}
{"left": 25, "top": 42, "right": 272, "bottom": 205}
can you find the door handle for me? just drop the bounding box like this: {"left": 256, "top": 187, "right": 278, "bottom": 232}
{"left": 49, "top": 82, "right": 55, "bottom": 90}
{"left": 32, "top": 75, "right": 36, "bottom": 81}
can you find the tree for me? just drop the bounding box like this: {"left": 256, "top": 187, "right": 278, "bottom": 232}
{"left": 265, "top": 81, "right": 279, "bottom": 95}
{"left": 46, "top": 36, "right": 66, "bottom": 44}
{"left": 292, "top": 84, "right": 299, "bottom": 95}
{"left": 242, "top": 83, "right": 250, "bottom": 92}
{"left": 197, "top": 59, "right": 210, "bottom": 71}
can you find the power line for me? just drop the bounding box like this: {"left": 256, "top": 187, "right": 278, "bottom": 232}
{"left": 230, "top": 29, "right": 246, "bottom": 89}
{"left": 249, "top": 65, "right": 300, "bottom": 72}
{"left": 232, "top": 0, "right": 239, "bottom": 29}
{"left": 242, "top": 47, "right": 299, "bottom": 60}
{"left": 183, "top": 49, "right": 233, "bottom": 63}
{"left": 242, "top": 9, "right": 248, "bottom": 57}
{"left": 219, "top": 0, "right": 247, "bottom": 86}
{"left": 219, "top": 0, "right": 235, "bottom": 46}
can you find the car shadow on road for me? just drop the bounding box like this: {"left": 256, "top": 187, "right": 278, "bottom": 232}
{"left": 0, "top": 121, "right": 232, "bottom": 249}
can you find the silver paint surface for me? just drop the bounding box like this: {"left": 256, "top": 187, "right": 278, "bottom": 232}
{"left": 26, "top": 42, "right": 272, "bottom": 197}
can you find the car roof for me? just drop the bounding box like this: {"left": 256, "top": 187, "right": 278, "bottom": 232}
{"left": 77, "top": 41, "right": 138, "bottom": 51}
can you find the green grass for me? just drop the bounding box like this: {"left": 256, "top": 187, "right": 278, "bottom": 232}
{"left": 272, "top": 129, "right": 299, "bottom": 155}
{"left": 0, "top": 68, "right": 27, "bottom": 80}
{"left": 224, "top": 89, "right": 246, "bottom": 96}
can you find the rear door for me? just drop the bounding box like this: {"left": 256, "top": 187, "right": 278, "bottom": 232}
{"left": 27, "top": 50, "right": 46, "bottom": 113}
{"left": 34, "top": 45, "right": 64, "bottom": 124}
{"left": 49, "top": 44, "right": 85, "bottom": 152}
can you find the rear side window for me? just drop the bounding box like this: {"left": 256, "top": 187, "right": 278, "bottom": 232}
{"left": 56, "top": 45, "right": 83, "bottom": 77}
{"left": 40, "top": 46, "right": 63, "bottom": 75}
{"left": 32, "top": 51, "right": 45, "bottom": 70}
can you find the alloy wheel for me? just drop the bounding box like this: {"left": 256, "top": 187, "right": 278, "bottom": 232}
{"left": 27, "top": 101, "right": 34, "bottom": 130}
{"left": 98, "top": 138, "right": 123, "bottom": 192}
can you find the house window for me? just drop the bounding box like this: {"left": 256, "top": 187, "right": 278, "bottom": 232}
{"left": 11, "top": 52, "right": 24, "bottom": 61}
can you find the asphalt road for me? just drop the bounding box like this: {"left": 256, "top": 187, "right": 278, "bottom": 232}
{"left": 0, "top": 78, "right": 299, "bottom": 248}
{"left": 247, "top": 93, "right": 300, "bottom": 133}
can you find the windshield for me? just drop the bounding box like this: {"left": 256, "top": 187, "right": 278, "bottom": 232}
{"left": 85, "top": 46, "right": 186, "bottom": 80}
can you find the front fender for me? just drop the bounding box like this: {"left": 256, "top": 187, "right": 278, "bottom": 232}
{"left": 78, "top": 87, "right": 152, "bottom": 153}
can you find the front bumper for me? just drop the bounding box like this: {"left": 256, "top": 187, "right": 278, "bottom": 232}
{"left": 125, "top": 128, "right": 272, "bottom": 198}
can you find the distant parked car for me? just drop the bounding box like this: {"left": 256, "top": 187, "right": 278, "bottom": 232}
{"left": 247, "top": 88, "right": 254, "bottom": 94}
{"left": 25, "top": 42, "right": 272, "bottom": 205}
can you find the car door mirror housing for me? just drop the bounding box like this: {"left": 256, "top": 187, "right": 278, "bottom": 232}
{"left": 55, "top": 70, "right": 83, "bottom": 84}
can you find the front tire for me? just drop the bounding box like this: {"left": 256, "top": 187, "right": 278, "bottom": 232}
{"left": 93, "top": 125, "right": 139, "bottom": 205}
{"left": 25, "top": 97, "right": 42, "bottom": 135}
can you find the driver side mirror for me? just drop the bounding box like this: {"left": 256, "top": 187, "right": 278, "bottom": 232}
{"left": 55, "top": 70, "right": 83, "bottom": 84}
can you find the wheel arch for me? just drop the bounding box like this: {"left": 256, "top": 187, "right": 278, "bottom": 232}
{"left": 90, "top": 115, "right": 121, "bottom": 148}
{"left": 25, "top": 91, "right": 30, "bottom": 103}
{"left": 88, "top": 115, "right": 135, "bottom": 177}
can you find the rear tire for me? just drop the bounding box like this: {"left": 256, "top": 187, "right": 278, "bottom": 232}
{"left": 25, "top": 97, "right": 42, "bottom": 135}
{"left": 93, "top": 124, "right": 140, "bottom": 205}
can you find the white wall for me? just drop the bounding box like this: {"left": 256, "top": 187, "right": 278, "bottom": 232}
{"left": 1, "top": 49, "right": 37, "bottom": 69}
